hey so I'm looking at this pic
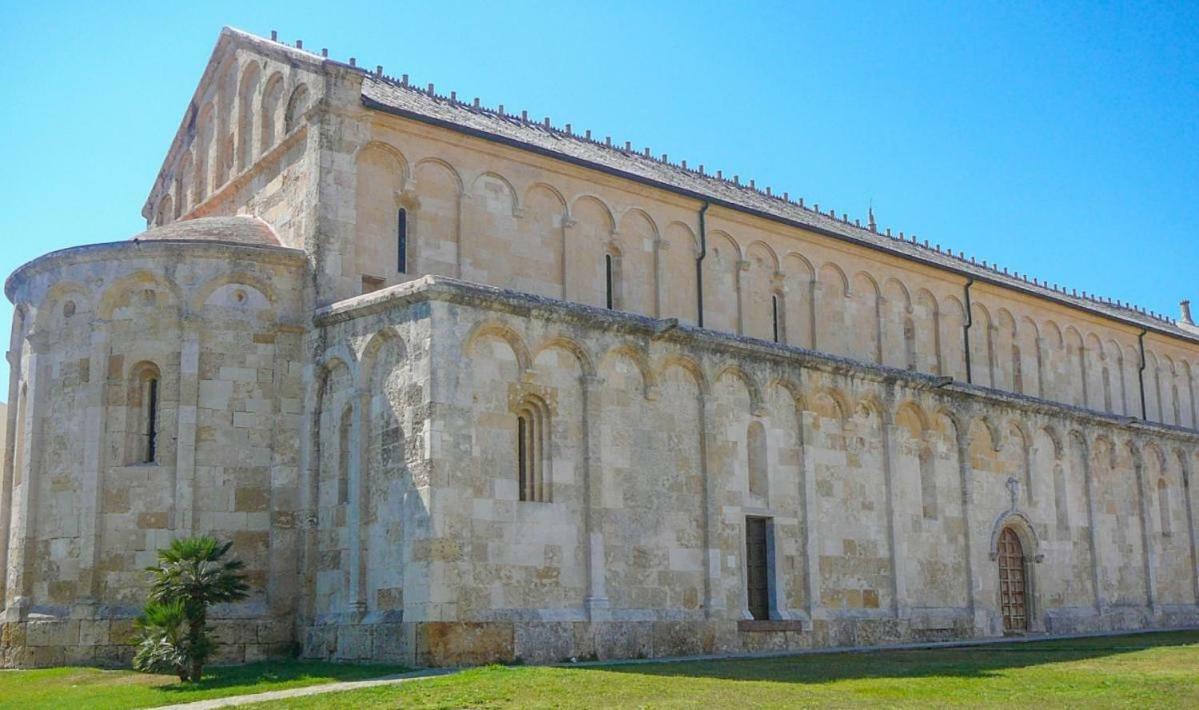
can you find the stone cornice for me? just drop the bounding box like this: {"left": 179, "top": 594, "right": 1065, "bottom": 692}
{"left": 5, "top": 240, "right": 306, "bottom": 302}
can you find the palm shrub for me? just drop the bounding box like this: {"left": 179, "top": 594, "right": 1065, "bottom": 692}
{"left": 133, "top": 536, "right": 249, "bottom": 682}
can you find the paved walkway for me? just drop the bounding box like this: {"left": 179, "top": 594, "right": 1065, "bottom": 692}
{"left": 158, "top": 668, "right": 457, "bottom": 709}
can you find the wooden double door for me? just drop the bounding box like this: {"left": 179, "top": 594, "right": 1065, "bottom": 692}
{"left": 997, "top": 527, "right": 1029, "bottom": 632}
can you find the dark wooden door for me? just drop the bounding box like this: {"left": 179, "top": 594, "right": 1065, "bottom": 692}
{"left": 746, "top": 517, "right": 769, "bottom": 621}
{"left": 997, "top": 528, "right": 1028, "bottom": 632}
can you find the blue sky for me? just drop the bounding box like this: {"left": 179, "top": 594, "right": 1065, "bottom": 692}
{"left": 1, "top": 1, "right": 1196, "bottom": 392}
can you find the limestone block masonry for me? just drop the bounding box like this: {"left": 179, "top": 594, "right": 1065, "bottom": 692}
{"left": 1, "top": 27, "right": 1197, "bottom": 667}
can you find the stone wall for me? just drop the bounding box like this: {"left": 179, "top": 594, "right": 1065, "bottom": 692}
{"left": 0, "top": 239, "right": 306, "bottom": 667}
{"left": 297, "top": 277, "right": 1199, "bottom": 665}
{"left": 330, "top": 93, "right": 1199, "bottom": 433}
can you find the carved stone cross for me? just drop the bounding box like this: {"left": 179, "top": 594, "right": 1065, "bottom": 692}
{"left": 1005, "top": 477, "right": 1020, "bottom": 512}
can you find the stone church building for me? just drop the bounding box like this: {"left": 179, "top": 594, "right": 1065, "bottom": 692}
{"left": 2, "top": 27, "right": 1197, "bottom": 667}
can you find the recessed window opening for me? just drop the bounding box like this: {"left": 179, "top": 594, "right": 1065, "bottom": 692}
{"left": 605, "top": 254, "right": 615, "bottom": 309}
{"left": 397, "top": 208, "right": 409, "bottom": 273}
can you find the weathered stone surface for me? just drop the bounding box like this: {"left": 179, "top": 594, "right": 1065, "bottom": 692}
{"left": 1, "top": 26, "right": 1197, "bottom": 671}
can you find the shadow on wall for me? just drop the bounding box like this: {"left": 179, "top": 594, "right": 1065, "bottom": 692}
{"left": 572, "top": 631, "right": 1199, "bottom": 684}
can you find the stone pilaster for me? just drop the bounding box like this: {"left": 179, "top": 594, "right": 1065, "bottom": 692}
{"left": 174, "top": 322, "right": 202, "bottom": 534}
{"left": 580, "top": 375, "right": 609, "bottom": 620}
{"left": 77, "top": 322, "right": 111, "bottom": 605}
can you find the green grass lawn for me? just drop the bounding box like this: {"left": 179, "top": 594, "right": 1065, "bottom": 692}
{"left": 0, "top": 660, "right": 409, "bottom": 710}
{"left": 247, "top": 631, "right": 1199, "bottom": 709}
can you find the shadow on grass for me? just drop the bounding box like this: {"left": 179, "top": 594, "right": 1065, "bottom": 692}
{"left": 580, "top": 631, "right": 1199, "bottom": 684}
{"left": 150, "top": 660, "right": 411, "bottom": 694}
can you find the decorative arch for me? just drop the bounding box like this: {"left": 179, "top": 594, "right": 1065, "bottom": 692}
{"left": 569, "top": 194, "right": 615, "bottom": 231}
{"left": 34, "top": 281, "right": 93, "bottom": 330}
{"left": 809, "top": 387, "right": 850, "bottom": 421}
{"left": 284, "top": 83, "right": 310, "bottom": 133}
{"left": 618, "top": 207, "right": 660, "bottom": 239}
{"left": 530, "top": 335, "right": 596, "bottom": 377}
{"left": 989, "top": 509, "right": 1044, "bottom": 563}
{"left": 598, "top": 342, "right": 657, "bottom": 397}
{"left": 523, "top": 181, "right": 565, "bottom": 214}
{"left": 192, "top": 271, "right": 277, "bottom": 312}
{"left": 765, "top": 375, "right": 804, "bottom": 410}
{"left": 355, "top": 141, "right": 410, "bottom": 186}
{"left": 714, "top": 363, "right": 764, "bottom": 414}
{"left": 358, "top": 326, "right": 408, "bottom": 386}
{"left": 416, "top": 157, "right": 465, "bottom": 195}
{"left": 97, "top": 271, "right": 184, "bottom": 320}
{"left": 463, "top": 320, "right": 531, "bottom": 373}
{"left": 745, "top": 240, "right": 780, "bottom": 273}
{"left": 655, "top": 353, "right": 709, "bottom": 396}
{"left": 818, "top": 261, "right": 849, "bottom": 295}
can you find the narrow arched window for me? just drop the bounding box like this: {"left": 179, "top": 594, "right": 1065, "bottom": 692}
{"left": 145, "top": 377, "right": 159, "bottom": 463}
{"left": 605, "top": 254, "right": 615, "bottom": 309}
{"left": 919, "top": 444, "right": 937, "bottom": 519}
{"left": 771, "top": 294, "right": 780, "bottom": 343}
{"left": 1012, "top": 344, "right": 1023, "bottom": 393}
{"left": 128, "top": 362, "right": 163, "bottom": 465}
{"left": 747, "top": 421, "right": 768, "bottom": 499}
{"left": 1158, "top": 478, "right": 1172, "bottom": 536}
{"left": 397, "top": 208, "right": 409, "bottom": 273}
{"left": 516, "top": 396, "right": 550, "bottom": 502}
{"left": 338, "top": 406, "right": 352, "bottom": 505}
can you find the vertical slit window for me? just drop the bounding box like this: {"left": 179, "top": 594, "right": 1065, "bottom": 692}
{"left": 518, "top": 414, "right": 530, "bottom": 501}
{"left": 145, "top": 378, "right": 159, "bottom": 463}
{"left": 397, "top": 208, "right": 408, "bottom": 273}
{"left": 771, "top": 295, "right": 780, "bottom": 343}
{"left": 605, "top": 254, "right": 614, "bottom": 309}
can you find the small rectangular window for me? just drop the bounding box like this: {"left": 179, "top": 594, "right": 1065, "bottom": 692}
{"left": 397, "top": 208, "right": 408, "bottom": 273}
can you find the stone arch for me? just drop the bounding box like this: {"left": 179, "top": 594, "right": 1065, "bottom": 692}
{"left": 765, "top": 375, "right": 804, "bottom": 410}
{"left": 849, "top": 270, "right": 883, "bottom": 363}
{"left": 714, "top": 363, "right": 764, "bottom": 414}
{"left": 155, "top": 195, "right": 174, "bottom": 226}
{"left": 618, "top": 207, "right": 659, "bottom": 238}
{"left": 703, "top": 230, "right": 742, "bottom": 333}
{"left": 665, "top": 221, "right": 700, "bottom": 255}
{"left": 598, "top": 342, "right": 657, "bottom": 397}
{"left": 413, "top": 157, "right": 465, "bottom": 278}
{"left": 318, "top": 343, "right": 360, "bottom": 386}
{"left": 745, "top": 240, "right": 780, "bottom": 273}
{"left": 614, "top": 207, "right": 658, "bottom": 316}
{"left": 569, "top": 194, "right": 614, "bottom": 231}
{"left": 358, "top": 326, "right": 408, "bottom": 387}
{"left": 894, "top": 400, "right": 929, "bottom": 439}
{"left": 809, "top": 387, "right": 850, "bottom": 420}
{"left": 463, "top": 320, "right": 531, "bottom": 373}
{"left": 173, "top": 150, "right": 193, "bottom": 217}
{"left": 530, "top": 335, "right": 596, "bottom": 378}
{"left": 655, "top": 353, "right": 709, "bottom": 396}
{"left": 989, "top": 510, "right": 1044, "bottom": 563}
{"left": 284, "top": 83, "right": 310, "bottom": 133}
{"left": 97, "top": 270, "right": 184, "bottom": 320}
{"left": 34, "top": 281, "right": 93, "bottom": 330}
{"left": 744, "top": 241, "right": 781, "bottom": 341}
{"left": 192, "top": 271, "right": 277, "bottom": 312}
{"left": 417, "top": 157, "right": 465, "bottom": 195}
{"left": 259, "top": 72, "right": 285, "bottom": 154}
{"left": 523, "top": 180, "right": 565, "bottom": 214}
{"left": 1039, "top": 424, "right": 1064, "bottom": 461}
{"left": 818, "top": 261, "right": 848, "bottom": 296}
{"left": 969, "top": 414, "right": 1001, "bottom": 454}
{"left": 356, "top": 141, "right": 410, "bottom": 185}
{"left": 236, "top": 60, "right": 261, "bottom": 171}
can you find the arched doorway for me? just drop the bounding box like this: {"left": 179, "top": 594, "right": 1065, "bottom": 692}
{"left": 997, "top": 527, "right": 1028, "bottom": 632}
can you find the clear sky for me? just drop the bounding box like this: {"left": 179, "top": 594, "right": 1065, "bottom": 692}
{"left": 1, "top": 1, "right": 1196, "bottom": 392}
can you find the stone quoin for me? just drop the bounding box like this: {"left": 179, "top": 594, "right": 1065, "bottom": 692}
{"left": 2, "top": 27, "right": 1198, "bottom": 668}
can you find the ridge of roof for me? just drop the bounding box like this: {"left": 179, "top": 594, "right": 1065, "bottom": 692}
{"left": 359, "top": 71, "right": 1192, "bottom": 342}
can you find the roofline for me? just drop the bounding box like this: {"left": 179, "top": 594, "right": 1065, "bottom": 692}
{"left": 5, "top": 238, "right": 306, "bottom": 303}
{"left": 361, "top": 93, "right": 1198, "bottom": 348}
